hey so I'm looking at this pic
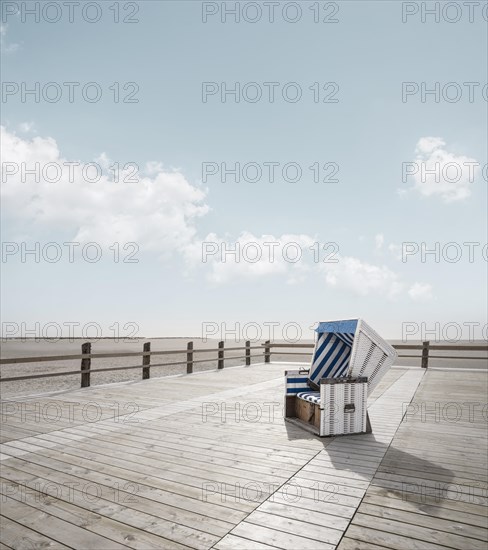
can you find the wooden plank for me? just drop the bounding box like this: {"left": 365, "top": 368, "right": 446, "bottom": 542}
{"left": 29, "top": 434, "right": 290, "bottom": 488}
{"left": 363, "top": 489, "right": 488, "bottom": 529}
{"left": 0, "top": 515, "right": 72, "bottom": 549}
{"left": 339, "top": 368, "right": 488, "bottom": 549}
{"left": 59, "top": 425, "right": 312, "bottom": 469}
{"left": 296, "top": 468, "right": 370, "bottom": 489}
{"left": 379, "top": 456, "right": 488, "bottom": 480}
{"left": 2, "top": 362, "right": 486, "bottom": 550}
{"left": 244, "top": 510, "right": 342, "bottom": 545}
{"left": 1, "top": 481, "right": 219, "bottom": 550}
{"left": 264, "top": 490, "right": 356, "bottom": 518}
{"left": 274, "top": 482, "right": 362, "bottom": 509}
{"left": 1, "top": 475, "right": 194, "bottom": 550}
{"left": 74, "top": 429, "right": 304, "bottom": 472}
{"left": 229, "top": 522, "right": 335, "bottom": 550}
{"left": 371, "top": 478, "right": 488, "bottom": 513}
{"left": 82, "top": 422, "right": 320, "bottom": 459}
{"left": 337, "top": 538, "right": 392, "bottom": 550}
{"left": 59, "top": 414, "right": 320, "bottom": 459}
{"left": 302, "top": 464, "right": 374, "bottom": 482}
{"left": 358, "top": 502, "right": 488, "bottom": 542}
{"left": 352, "top": 512, "right": 486, "bottom": 549}
{"left": 373, "top": 469, "right": 487, "bottom": 492}
{"left": 375, "top": 464, "right": 487, "bottom": 488}
{"left": 291, "top": 476, "right": 366, "bottom": 500}
{"left": 43, "top": 427, "right": 298, "bottom": 479}
{"left": 1, "top": 495, "right": 130, "bottom": 549}
{"left": 214, "top": 534, "right": 278, "bottom": 549}
{"left": 257, "top": 500, "right": 350, "bottom": 531}
{"left": 342, "top": 524, "right": 451, "bottom": 550}
{"left": 2, "top": 454, "right": 251, "bottom": 524}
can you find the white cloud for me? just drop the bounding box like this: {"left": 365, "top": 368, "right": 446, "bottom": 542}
{"left": 408, "top": 282, "right": 433, "bottom": 301}
{"left": 0, "top": 126, "right": 208, "bottom": 253}
{"left": 405, "top": 137, "right": 479, "bottom": 202}
{"left": 415, "top": 137, "right": 445, "bottom": 155}
{"left": 320, "top": 256, "right": 404, "bottom": 299}
{"left": 186, "top": 233, "right": 431, "bottom": 300}
{"left": 0, "top": 24, "right": 20, "bottom": 54}
{"left": 183, "top": 232, "right": 315, "bottom": 284}
{"left": 1, "top": 126, "right": 434, "bottom": 301}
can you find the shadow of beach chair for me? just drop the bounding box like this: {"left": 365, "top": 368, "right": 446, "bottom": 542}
{"left": 284, "top": 319, "right": 398, "bottom": 437}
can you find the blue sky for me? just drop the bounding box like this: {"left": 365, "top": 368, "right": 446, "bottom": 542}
{"left": 1, "top": 1, "right": 487, "bottom": 341}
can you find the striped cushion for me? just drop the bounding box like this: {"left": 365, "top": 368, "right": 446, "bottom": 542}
{"left": 297, "top": 392, "right": 321, "bottom": 405}
{"left": 308, "top": 332, "right": 354, "bottom": 389}
{"left": 285, "top": 376, "right": 310, "bottom": 395}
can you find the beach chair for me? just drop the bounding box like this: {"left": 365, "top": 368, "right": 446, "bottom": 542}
{"left": 284, "top": 319, "right": 397, "bottom": 437}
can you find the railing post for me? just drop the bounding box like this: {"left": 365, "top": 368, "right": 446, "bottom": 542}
{"left": 421, "top": 340, "right": 430, "bottom": 369}
{"left": 187, "top": 341, "right": 194, "bottom": 374}
{"left": 81, "top": 342, "right": 91, "bottom": 388}
{"left": 142, "top": 341, "right": 151, "bottom": 379}
{"left": 218, "top": 341, "right": 224, "bottom": 369}
{"left": 264, "top": 340, "right": 270, "bottom": 363}
{"left": 245, "top": 340, "right": 251, "bottom": 366}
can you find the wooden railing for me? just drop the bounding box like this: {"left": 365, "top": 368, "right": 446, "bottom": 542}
{"left": 262, "top": 341, "right": 488, "bottom": 370}
{"left": 0, "top": 341, "right": 263, "bottom": 388}
{"left": 1, "top": 340, "right": 486, "bottom": 390}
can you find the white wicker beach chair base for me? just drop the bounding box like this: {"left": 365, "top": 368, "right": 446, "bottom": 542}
{"left": 284, "top": 371, "right": 371, "bottom": 437}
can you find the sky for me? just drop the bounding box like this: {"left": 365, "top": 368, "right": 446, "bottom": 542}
{"left": 1, "top": 0, "right": 487, "bottom": 342}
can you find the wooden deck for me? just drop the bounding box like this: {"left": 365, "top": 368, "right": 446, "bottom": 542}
{"left": 1, "top": 363, "right": 486, "bottom": 549}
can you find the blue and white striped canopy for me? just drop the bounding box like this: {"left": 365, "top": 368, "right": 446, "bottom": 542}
{"left": 308, "top": 319, "right": 359, "bottom": 388}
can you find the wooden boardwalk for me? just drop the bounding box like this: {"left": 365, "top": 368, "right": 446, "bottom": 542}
{"left": 0, "top": 363, "right": 486, "bottom": 549}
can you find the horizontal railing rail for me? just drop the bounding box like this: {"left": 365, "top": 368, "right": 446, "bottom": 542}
{"left": 0, "top": 346, "right": 264, "bottom": 365}
{"left": 261, "top": 341, "right": 488, "bottom": 369}
{"left": 1, "top": 339, "right": 486, "bottom": 388}
{"left": 0, "top": 341, "right": 264, "bottom": 386}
